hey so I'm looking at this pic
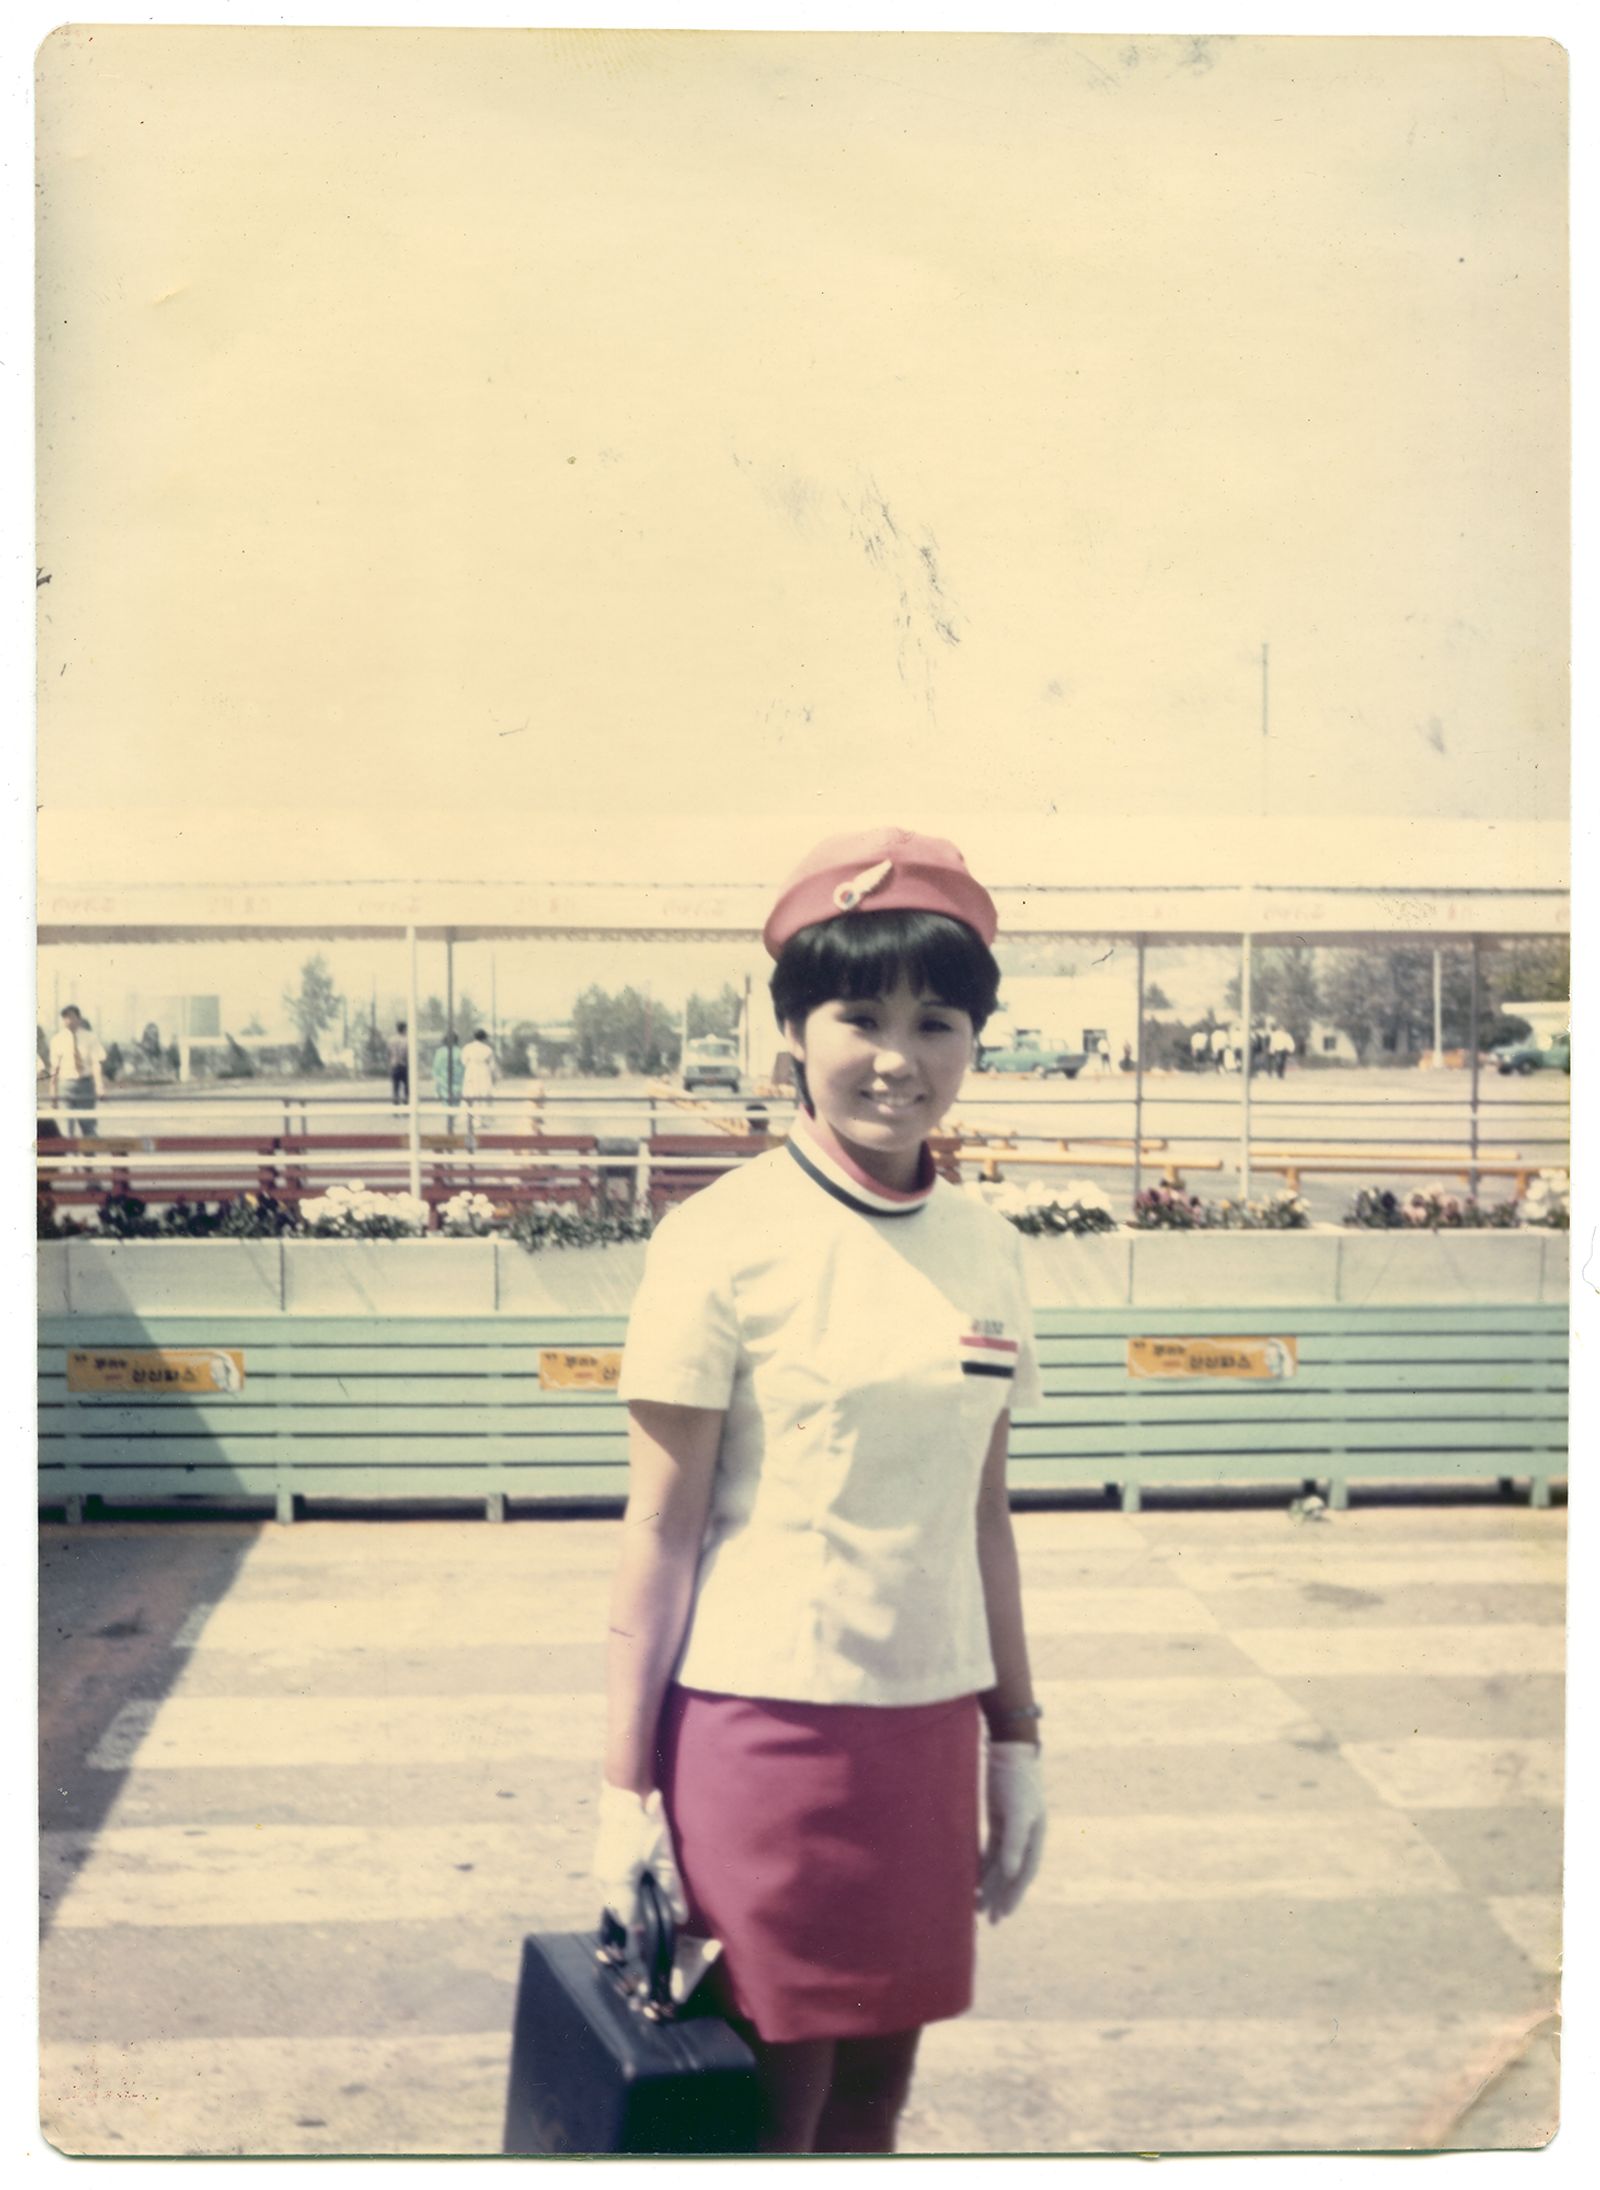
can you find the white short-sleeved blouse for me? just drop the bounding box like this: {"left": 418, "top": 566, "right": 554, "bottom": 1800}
{"left": 618, "top": 1115, "right": 1043, "bottom": 1706}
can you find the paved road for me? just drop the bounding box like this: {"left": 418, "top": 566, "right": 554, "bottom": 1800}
{"left": 40, "top": 1499, "right": 1563, "bottom": 2156}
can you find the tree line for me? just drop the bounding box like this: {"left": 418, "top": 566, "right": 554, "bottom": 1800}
{"left": 1148, "top": 938, "right": 1568, "bottom": 1068}
{"left": 268, "top": 944, "right": 1565, "bottom": 1079}
{"left": 275, "top": 957, "right": 744, "bottom": 1078}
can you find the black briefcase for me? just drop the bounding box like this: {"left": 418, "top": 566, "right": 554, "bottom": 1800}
{"left": 502, "top": 1877, "right": 761, "bottom": 2155}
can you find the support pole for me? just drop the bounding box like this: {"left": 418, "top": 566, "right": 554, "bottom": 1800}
{"left": 1238, "top": 929, "right": 1254, "bottom": 1200}
{"left": 406, "top": 925, "right": 421, "bottom": 1204}
{"left": 1468, "top": 936, "right": 1481, "bottom": 1198}
{"left": 1433, "top": 946, "right": 1443, "bottom": 1067}
{"left": 1132, "top": 935, "right": 1148, "bottom": 1208}
{"left": 445, "top": 932, "right": 456, "bottom": 1136}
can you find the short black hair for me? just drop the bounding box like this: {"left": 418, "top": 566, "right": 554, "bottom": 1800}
{"left": 770, "top": 910, "right": 1000, "bottom": 1037}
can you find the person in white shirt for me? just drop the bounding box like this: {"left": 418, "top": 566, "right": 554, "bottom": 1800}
{"left": 595, "top": 827, "right": 1046, "bottom": 2154}
{"left": 1269, "top": 1022, "right": 1296, "bottom": 1078}
{"left": 48, "top": 1005, "right": 106, "bottom": 1137}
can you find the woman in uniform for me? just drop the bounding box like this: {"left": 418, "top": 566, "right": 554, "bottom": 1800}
{"left": 593, "top": 826, "right": 1047, "bottom": 2154}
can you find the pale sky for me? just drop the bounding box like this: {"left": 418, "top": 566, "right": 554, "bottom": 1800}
{"left": 35, "top": 28, "right": 1568, "bottom": 851}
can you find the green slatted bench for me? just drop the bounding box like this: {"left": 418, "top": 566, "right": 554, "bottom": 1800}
{"left": 1021, "top": 1304, "right": 1567, "bottom": 1513}
{"left": 38, "top": 1303, "right": 1566, "bottom": 1523}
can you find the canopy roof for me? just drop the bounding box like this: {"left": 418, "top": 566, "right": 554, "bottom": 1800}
{"left": 37, "top": 809, "right": 1567, "bottom": 945}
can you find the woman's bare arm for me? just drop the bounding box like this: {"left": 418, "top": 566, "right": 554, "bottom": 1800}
{"left": 974, "top": 1411, "right": 1041, "bottom": 1746}
{"left": 602, "top": 1398, "right": 724, "bottom": 1793}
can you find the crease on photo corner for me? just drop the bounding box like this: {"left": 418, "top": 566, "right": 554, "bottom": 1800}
{"left": 1408, "top": 2006, "right": 1561, "bottom": 2150}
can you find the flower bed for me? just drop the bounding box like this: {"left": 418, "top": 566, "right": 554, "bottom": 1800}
{"left": 37, "top": 1171, "right": 1572, "bottom": 1262}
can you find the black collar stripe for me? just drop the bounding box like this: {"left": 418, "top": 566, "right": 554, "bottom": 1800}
{"left": 785, "top": 1135, "right": 928, "bottom": 1219}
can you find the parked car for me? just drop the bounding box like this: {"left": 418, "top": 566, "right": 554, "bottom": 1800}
{"left": 976, "top": 1039, "right": 1088, "bottom": 1079}
{"left": 682, "top": 1035, "right": 742, "bottom": 1093}
{"left": 1492, "top": 1032, "right": 1571, "bottom": 1076}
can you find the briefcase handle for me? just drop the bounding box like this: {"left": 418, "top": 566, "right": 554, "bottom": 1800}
{"left": 595, "top": 1870, "right": 676, "bottom": 2020}
{"left": 634, "top": 1871, "right": 676, "bottom": 2016}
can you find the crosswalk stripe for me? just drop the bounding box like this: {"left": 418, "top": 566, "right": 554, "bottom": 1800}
{"left": 42, "top": 1822, "right": 597, "bottom": 1930}
{"left": 901, "top": 2009, "right": 1545, "bottom": 2155}
{"left": 87, "top": 1693, "right": 604, "bottom": 1772}
{"left": 1339, "top": 1737, "right": 1564, "bottom": 1810}
{"left": 1230, "top": 1625, "right": 1564, "bottom": 1678}
{"left": 86, "top": 1673, "right": 1320, "bottom": 1776}
{"left": 1029, "top": 1809, "right": 1458, "bottom": 1902}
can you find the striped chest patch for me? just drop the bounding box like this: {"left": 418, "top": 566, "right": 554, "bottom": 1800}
{"left": 959, "top": 1321, "right": 1019, "bottom": 1380}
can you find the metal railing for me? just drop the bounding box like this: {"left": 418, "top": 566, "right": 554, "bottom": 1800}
{"left": 37, "top": 1063, "right": 1569, "bottom": 1224}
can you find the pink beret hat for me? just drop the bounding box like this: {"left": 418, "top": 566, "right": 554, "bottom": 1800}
{"left": 763, "top": 825, "right": 999, "bottom": 958}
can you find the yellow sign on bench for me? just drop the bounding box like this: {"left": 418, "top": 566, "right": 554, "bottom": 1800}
{"left": 538, "top": 1348, "right": 624, "bottom": 1392}
{"left": 69, "top": 1348, "right": 246, "bottom": 1394}
{"left": 1127, "top": 1337, "right": 1297, "bottom": 1381}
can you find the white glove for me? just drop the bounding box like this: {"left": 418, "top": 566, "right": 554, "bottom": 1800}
{"left": 977, "top": 1742, "right": 1047, "bottom": 1925}
{"left": 592, "top": 1781, "right": 689, "bottom": 1927}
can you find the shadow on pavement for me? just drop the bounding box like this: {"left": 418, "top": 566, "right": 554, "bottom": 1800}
{"left": 39, "top": 1518, "right": 265, "bottom": 1935}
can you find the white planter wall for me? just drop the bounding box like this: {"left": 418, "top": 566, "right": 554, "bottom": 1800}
{"left": 282, "top": 1238, "right": 496, "bottom": 1315}
{"left": 1131, "top": 1232, "right": 1343, "bottom": 1308}
{"left": 1017, "top": 1234, "right": 1131, "bottom": 1308}
{"left": 37, "top": 1229, "right": 1566, "bottom": 1318}
{"left": 61, "top": 1239, "right": 284, "bottom": 1316}
{"left": 494, "top": 1242, "right": 648, "bottom": 1316}
{"left": 1337, "top": 1230, "right": 1546, "bottom": 1307}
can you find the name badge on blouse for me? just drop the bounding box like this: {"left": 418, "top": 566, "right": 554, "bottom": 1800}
{"left": 959, "top": 1318, "right": 1019, "bottom": 1381}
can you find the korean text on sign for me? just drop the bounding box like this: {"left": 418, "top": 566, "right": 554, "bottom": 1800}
{"left": 537, "top": 1349, "right": 624, "bottom": 1392}
{"left": 1126, "top": 1337, "right": 1297, "bottom": 1381}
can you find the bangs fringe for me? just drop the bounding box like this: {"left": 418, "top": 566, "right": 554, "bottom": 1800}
{"left": 770, "top": 911, "right": 1000, "bottom": 1035}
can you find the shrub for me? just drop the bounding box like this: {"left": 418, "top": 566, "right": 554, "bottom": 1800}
{"left": 300, "top": 1182, "right": 429, "bottom": 1237}
{"left": 1345, "top": 1186, "right": 1520, "bottom": 1230}
{"left": 506, "top": 1201, "right": 656, "bottom": 1253}
{"left": 439, "top": 1190, "right": 500, "bottom": 1237}
{"left": 977, "top": 1178, "right": 1120, "bottom": 1236}
{"left": 37, "top": 1198, "right": 89, "bottom": 1240}
{"left": 94, "top": 1193, "right": 164, "bottom": 1239}
{"left": 1518, "top": 1171, "right": 1570, "bottom": 1230}
{"left": 1208, "top": 1190, "right": 1312, "bottom": 1231}
{"left": 1131, "top": 1185, "right": 1214, "bottom": 1230}
{"left": 211, "top": 1193, "right": 302, "bottom": 1238}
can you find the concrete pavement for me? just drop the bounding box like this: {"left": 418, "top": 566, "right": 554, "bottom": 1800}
{"left": 38, "top": 1499, "right": 1564, "bottom": 2155}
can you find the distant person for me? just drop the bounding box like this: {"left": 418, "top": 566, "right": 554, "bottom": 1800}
{"left": 1095, "top": 1035, "right": 1113, "bottom": 1076}
{"left": 388, "top": 1021, "right": 410, "bottom": 1107}
{"left": 48, "top": 1005, "right": 105, "bottom": 1138}
{"left": 461, "top": 1025, "right": 496, "bottom": 1123}
{"left": 1119, "top": 1040, "right": 1134, "bottom": 1073}
{"left": 1209, "top": 1025, "right": 1229, "bottom": 1072}
{"left": 1270, "top": 1023, "right": 1295, "bottom": 1078}
{"left": 433, "top": 1039, "right": 465, "bottom": 1109}
{"left": 1189, "top": 1027, "right": 1209, "bottom": 1070}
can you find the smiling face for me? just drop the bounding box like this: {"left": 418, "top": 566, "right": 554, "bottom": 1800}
{"left": 784, "top": 976, "right": 976, "bottom": 1191}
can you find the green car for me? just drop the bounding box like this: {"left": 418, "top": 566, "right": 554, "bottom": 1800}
{"left": 1493, "top": 1033, "right": 1571, "bottom": 1075}
{"left": 976, "top": 1040, "right": 1088, "bottom": 1079}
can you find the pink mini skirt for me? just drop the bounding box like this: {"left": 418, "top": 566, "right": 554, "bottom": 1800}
{"left": 655, "top": 1683, "right": 980, "bottom": 2045}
